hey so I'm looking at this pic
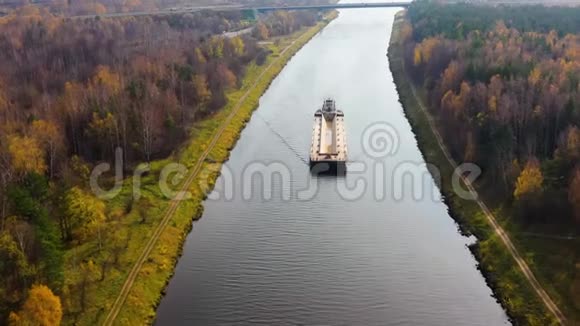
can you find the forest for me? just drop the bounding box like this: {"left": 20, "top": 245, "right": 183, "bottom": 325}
{"left": 0, "top": 0, "right": 336, "bottom": 16}
{"left": 0, "top": 4, "right": 321, "bottom": 324}
{"left": 402, "top": 0, "right": 579, "bottom": 321}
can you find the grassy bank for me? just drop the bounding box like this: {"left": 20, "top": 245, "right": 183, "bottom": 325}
{"left": 62, "top": 12, "right": 338, "bottom": 325}
{"left": 388, "top": 11, "right": 559, "bottom": 325}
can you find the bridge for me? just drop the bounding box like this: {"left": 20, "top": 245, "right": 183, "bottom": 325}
{"left": 74, "top": 2, "right": 411, "bottom": 19}
{"left": 254, "top": 2, "right": 411, "bottom": 12}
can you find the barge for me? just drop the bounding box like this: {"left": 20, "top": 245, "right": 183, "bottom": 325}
{"left": 309, "top": 99, "right": 347, "bottom": 174}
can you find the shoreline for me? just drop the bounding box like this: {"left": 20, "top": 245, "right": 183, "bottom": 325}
{"left": 105, "top": 12, "right": 339, "bottom": 325}
{"left": 387, "top": 11, "right": 559, "bottom": 325}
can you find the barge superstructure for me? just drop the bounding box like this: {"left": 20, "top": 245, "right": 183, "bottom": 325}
{"left": 309, "top": 99, "right": 347, "bottom": 173}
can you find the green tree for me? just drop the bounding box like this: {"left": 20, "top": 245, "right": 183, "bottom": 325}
{"left": 8, "top": 174, "right": 63, "bottom": 289}
{"left": 0, "top": 231, "right": 35, "bottom": 317}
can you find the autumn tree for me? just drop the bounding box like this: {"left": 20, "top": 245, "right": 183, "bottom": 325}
{"left": 399, "top": 21, "right": 413, "bottom": 45}
{"left": 209, "top": 37, "right": 224, "bottom": 59}
{"left": 487, "top": 75, "right": 503, "bottom": 113}
{"left": 30, "top": 120, "right": 63, "bottom": 178}
{"left": 216, "top": 64, "right": 237, "bottom": 89}
{"left": 441, "top": 60, "right": 463, "bottom": 94}
{"left": 229, "top": 37, "right": 245, "bottom": 57}
{"left": 254, "top": 22, "right": 269, "bottom": 40}
{"left": 193, "top": 47, "right": 206, "bottom": 65}
{"left": 87, "top": 112, "right": 117, "bottom": 161}
{"left": 78, "top": 260, "right": 100, "bottom": 311}
{"left": 9, "top": 284, "right": 62, "bottom": 326}
{"left": 193, "top": 74, "right": 212, "bottom": 111}
{"left": 63, "top": 187, "right": 106, "bottom": 248}
{"left": 514, "top": 159, "right": 544, "bottom": 200}
{"left": 8, "top": 135, "right": 46, "bottom": 177}
{"left": 528, "top": 67, "right": 542, "bottom": 87}
{"left": 0, "top": 231, "right": 34, "bottom": 313}
{"left": 413, "top": 37, "right": 442, "bottom": 66}
{"left": 91, "top": 65, "right": 122, "bottom": 101}
{"left": 557, "top": 126, "right": 580, "bottom": 160}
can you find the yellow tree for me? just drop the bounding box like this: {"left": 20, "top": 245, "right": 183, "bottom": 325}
{"left": 8, "top": 135, "right": 46, "bottom": 176}
{"left": 91, "top": 65, "right": 121, "bottom": 100}
{"left": 528, "top": 67, "right": 542, "bottom": 87}
{"left": 193, "top": 74, "right": 212, "bottom": 108}
{"left": 514, "top": 159, "right": 544, "bottom": 200}
{"left": 30, "top": 120, "right": 63, "bottom": 178}
{"left": 493, "top": 20, "right": 509, "bottom": 37}
{"left": 546, "top": 29, "right": 558, "bottom": 50}
{"left": 413, "top": 46, "right": 422, "bottom": 66}
{"left": 456, "top": 81, "right": 471, "bottom": 111}
{"left": 487, "top": 95, "right": 497, "bottom": 113}
{"left": 64, "top": 187, "right": 106, "bottom": 248}
{"left": 413, "top": 37, "right": 441, "bottom": 66}
{"left": 194, "top": 47, "right": 207, "bottom": 65}
{"left": 88, "top": 111, "right": 117, "bottom": 159}
{"left": 230, "top": 37, "right": 245, "bottom": 57}
{"left": 209, "top": 37, "right": 224, "bottom": 59}
{"left": 9, "top": 284, "right": 62, "bottom": 326}
{"left": 441, "top": 60, "right": 462, "bottom": 93}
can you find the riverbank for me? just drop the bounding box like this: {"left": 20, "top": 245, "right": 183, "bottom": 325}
{"left": 63, "top": 12, "right": 338, "bottom": 325}
{"left": 388, "top": 11, "right": 560, "bottom": 326}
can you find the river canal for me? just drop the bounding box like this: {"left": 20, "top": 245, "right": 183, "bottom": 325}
{"left": 156, "top": 3, "right": 510, "bottom": 325}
